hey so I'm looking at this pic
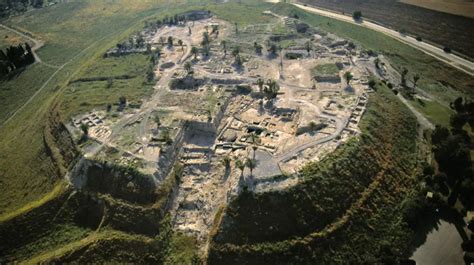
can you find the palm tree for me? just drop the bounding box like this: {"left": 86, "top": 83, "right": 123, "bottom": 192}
{"left": 221, "top": 40, "right": 227, "bottom": 57}
{"left": 154, "top": 115, "right": 161, "bottom": 128}
{"left": 191, "top": 46, "right": 198, "bottom": 59}
{"left": 235, "top": 159, "right": 245, "bottom": 177}
{"left": 184, "top": 62, "right": 193, "bottom": 75}
{"left": 232, "top": 46, "right": 240, "bottom": 58}
{"left": 245, "top": 158, "right": 257, "bottom": 177}
{"left": 344, "top": 71, "right": 353, "bottom": 86}
{"left": 250, "top": 133, "right": 258, "bottom": 159}
{"left": 256, "top": 78, "right": 264, "bottom": 93}
{"left": 221, "top": 156, "right": 231, "bottom": 170}
{"left": 401, "top": 67, "right": 408, "bottom": 87}
{"left": 264, "top": 79, "right": 280, "bottom": 99}
{"left": 305, "top": 41, "right": 312, "bottom": 56}
{"left": 413, "top": 74, "right": 421, "bottom": 94}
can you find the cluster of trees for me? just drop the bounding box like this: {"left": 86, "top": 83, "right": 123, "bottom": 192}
{"left": 256, "top": 78, "right": 280, "bottom": 99}
{"left": 0, "top": 43, "right": 35, "bottom": 78}
{"left": 0, "top": 0, "right": 44, "bottom": 16}
{"left": 427, "top": 97, "right": 473, "bottom": 208}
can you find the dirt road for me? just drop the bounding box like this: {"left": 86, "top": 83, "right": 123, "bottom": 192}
{"left": 291, "top": 3, "right": 474, "bottom": 76}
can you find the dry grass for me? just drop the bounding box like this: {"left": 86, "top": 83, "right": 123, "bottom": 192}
{"left": 400, "top": 0, "right": 474, "bottom": 18}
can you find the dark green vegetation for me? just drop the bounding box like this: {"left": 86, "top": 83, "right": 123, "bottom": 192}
{"left": 0, "top": 43, "right": 35, "bottom": 78}
{"left": 209, "top": 82, "right": 421, "bottom": 264}
{"left": 299, "top": 0, "right": 474, "bottom": 59}
{"left": 427, "top": 98, "right": 473, "bottom": 210}
{"left": 0, "top": 0, "right": 45, "bottom": 17}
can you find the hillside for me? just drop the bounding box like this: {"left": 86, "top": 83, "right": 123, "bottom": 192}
{"left": 209, "top": 82, "right": 420, "bottom": 264}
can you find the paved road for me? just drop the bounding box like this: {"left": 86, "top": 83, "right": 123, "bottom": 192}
{"left": 291, "top": 3, "right": 474, "bottom": 76}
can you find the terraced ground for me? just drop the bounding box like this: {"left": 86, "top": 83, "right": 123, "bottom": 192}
{"left": 208, "top": 82, "right": 420, "bottom": 264}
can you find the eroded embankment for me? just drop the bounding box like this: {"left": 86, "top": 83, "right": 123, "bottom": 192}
{"left": 208, "top": 82, "right": 419, "bottom": 264}
{"left": 1, "top": 140, "right": 183, "bottom": 263}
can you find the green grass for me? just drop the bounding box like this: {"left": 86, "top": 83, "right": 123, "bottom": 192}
{"left": 411, "top": 98, "right": 454, "bottom": 128}
{"left": 311, "top": 63, "right": 339, "bottom": 76}
{"left": 0, "top": 64, "right": 57, "bottom": 124}
{"left": 60, "top": 54, "right": 154, "bottom": 118}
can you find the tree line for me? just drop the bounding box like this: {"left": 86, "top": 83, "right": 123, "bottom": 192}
{"left": 0, "top": 43, "right": 35, "bottom": 78}
{"left": 0, "top": 0, "right": 44, "bottom": 17}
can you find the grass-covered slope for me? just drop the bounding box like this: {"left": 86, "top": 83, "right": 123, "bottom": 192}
{"left": 208, "top": 82, "right": 420, "bottom": 264}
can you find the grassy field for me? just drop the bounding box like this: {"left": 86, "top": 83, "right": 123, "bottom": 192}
{"left": 60, "top": 54, "right": 155, "bottom": 118}
{"left": 411, "top": 97, "right": 454, "bottom": 128}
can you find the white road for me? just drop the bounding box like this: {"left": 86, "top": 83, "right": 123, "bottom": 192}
{"left": 291, "top": 2, "right": 474, "bottom": 76}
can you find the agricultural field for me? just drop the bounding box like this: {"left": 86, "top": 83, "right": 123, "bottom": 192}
{"left": 299, "top": 0, "right": 474, "bottom": 59}
{"left": 400, "top": 0, "right": 474, "bottom": 18}
{"left": 0, "top": 0, "right": 472, "bottom": 263}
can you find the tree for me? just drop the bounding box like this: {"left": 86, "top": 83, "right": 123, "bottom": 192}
{"left": 245, "top": 158, "right": 257, "bottom": 177}
{"left": 401, "top": 67, "right": 408, "bottom": 87}
{"left": 159, "top": 36, "right": 165, "bottom": 46}
{"left": 413, "top": 73, "right": 421, "bottom": 92}
{"left": 235, "top": 159, "right": 245, "bottom": 177}
{"left": 221, "top": 156, "right": 231, "bottom": 170}
{"left": 305, "top": 41, "right": 312, "bottom": 56}
{"left": 80, "top": 124, "right": 89, "bottom": 136}
{"left": 201, "top": 31, "right": 210, "bottom": 46}
{"left": 184, "top": 62, "right": 193, "bottom": 75}
{"left": 254, "top": 42, "right": 262, "bottom": 55}
{"left": 154, "top": 115, "right": 161, "bottom": 128}
{"left": 268, "top": 44, "right": 278, "bottom": 56}
{"left": 263, "top": 79, "right": 280, "bottom": 99}
{"left": 191, "top": 46, "right": 198, "bottom": 59}
{"left": 309, "top": 121, "right": 317, "bottom": 131}
{"left": 256, "top": 78, "right": 264, "bottom": 93}
{"left": 178, "top": 39, "right": 184, "bottom": 51}
{"left": 344, "top": 71, "right": 353, "bottom": 86}
{"left": 232, "top": 46, "right": 240, "bottom": 58}
{"left": 167, "top": 36, "right": 173, "bottom": 47}
{"left": 353, "top": 11, "right": 362, "bottom": 20}
{"left": 221, "top": 40, "right": 227, "bottom": 57}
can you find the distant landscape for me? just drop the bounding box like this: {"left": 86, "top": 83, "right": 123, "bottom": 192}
{"left": 299, "top": 0, "right": 474, "bottom": 59}
{"left": 400, "top": 0, "right": 474, "bottom": 18}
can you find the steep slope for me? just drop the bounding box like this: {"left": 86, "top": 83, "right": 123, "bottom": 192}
{"left": 208, "top": 82, "right": 420, "bottom": 264}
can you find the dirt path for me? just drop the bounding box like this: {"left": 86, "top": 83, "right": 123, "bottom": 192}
{"left": 290, "top": 2, "right": 474, "bottom": 76}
